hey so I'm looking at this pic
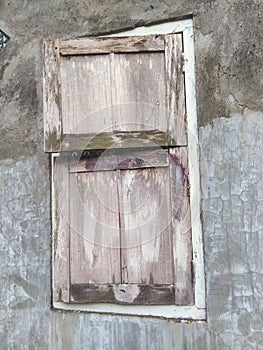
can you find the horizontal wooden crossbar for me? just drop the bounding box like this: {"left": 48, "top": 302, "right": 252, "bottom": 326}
{"left": 68, "top": 148, "right": 169, "bottom": 172}
{"left": 61, "top": 130, "right": 179, "bottom": 152}
{"left": 60, "top": 35, "right": 165, "bottom": 55}
{"left": 70, "top": 283, "right": 175, "bottom": 305}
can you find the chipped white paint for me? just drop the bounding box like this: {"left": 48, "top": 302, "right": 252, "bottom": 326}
{"left": 54, "top": 302, "right": 206, "bottom": 320}
{"left": 106, "top": 19, "right": 194, "bottom": 37}
{"left": 183, "top": 24, "right": 206, "bottom": 309}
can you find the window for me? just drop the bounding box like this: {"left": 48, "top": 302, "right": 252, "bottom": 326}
{"left": 44, "top": 19, "right": 205, "bottom": 319}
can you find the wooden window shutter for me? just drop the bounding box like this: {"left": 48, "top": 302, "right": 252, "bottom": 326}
{"left": 43, "top": 34, "right": 186, "bottom": 152}
{"left": 46, "top": 34, "right": 194, "bottom": 306}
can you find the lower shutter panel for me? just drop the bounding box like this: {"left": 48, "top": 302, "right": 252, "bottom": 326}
{"left": 56, "top": 148, "right": 194, "bottom": 305}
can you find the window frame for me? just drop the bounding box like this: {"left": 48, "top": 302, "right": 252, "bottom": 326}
{"left": 50, "top": 18, "right": 206, "bottom": 320}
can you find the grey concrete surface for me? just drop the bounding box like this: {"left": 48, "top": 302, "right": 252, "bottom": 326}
{"left": 0, "top": 0, "right": 262, "bottom": 349}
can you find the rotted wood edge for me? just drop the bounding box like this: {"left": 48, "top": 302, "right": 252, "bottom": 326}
{"left": 52, "top": 156, "right": 70, "bottom": 302}
{"left": 61, "top": 130, "right": 179, "bottom": 152}
{"left": 164, "top": 33, "right": 187, "bottom": 146}
{"left": 70, "top": 284, "right": 175, "bottom": 305}
{"left": 59, "top": 35, "right": 165, "bottom": 55}
{"left": 68, "top": 148, "right": 169, "bottom": 173}
{"left": 169, "top": 147, "right": 194, "bottom": 305}
{"left": 43, "top": 39, "right": 62, "bottom": 152}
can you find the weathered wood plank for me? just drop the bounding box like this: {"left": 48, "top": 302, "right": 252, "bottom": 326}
{"left": 61, "top": 130, "right": 177, "bottom": 151}
{"left": 70, "top": 284, "right": 174, "bottom": 305}
{"left": 43, "top": 39, "right": 62, "bottom": 152}
{"left": 118, "top": 167, "right": 174, "bottom": 285}
{"left": 60, "top": 54, "right": 112, "bottom": 135}
{"left": 60, "top": 35, "right": 165, "bottom": 55}
{"left": 110, "top": 51, "right": 167, "bottom": 132}
{"left": 169, "top": 147, "right": 194, "bottom": 305}
{"left": 165, "top": 34, "right": 187, "bottom": 146}
{"left": 69, "top": 170, "right": 121, "bottom": 286}
{"left": 69, "top": 148, "right": 169, "bottom": 173}
{"left": 52, "top": 156, "right": 70, "bottom": 302}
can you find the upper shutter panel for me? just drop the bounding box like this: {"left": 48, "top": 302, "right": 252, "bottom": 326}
{"left": 43, "top": 34, "right": 186, "bottom": 152}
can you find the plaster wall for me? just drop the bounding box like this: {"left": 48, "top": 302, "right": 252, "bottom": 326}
{"left": 0, "top": 1, "right": 262, "bottom": 349}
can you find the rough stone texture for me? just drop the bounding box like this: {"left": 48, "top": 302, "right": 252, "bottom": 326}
{"left": 0, "top": 0, "right": 263, "bottom": 349}
{"left": 0, "top": 156, "right": 51, "bottom": 349}
{"left": 200, "top": 111, "right": 263, "bottom": 349}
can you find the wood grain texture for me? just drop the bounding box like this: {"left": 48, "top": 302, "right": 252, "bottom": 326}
{"left": 165, "top": 34, "right": 187, "bottom": 146}
{"left": 169, "top": 147, "right": 194, "bottom": 305}
{"left": 69, "top": 170, "right": 121, "bottom": 286}
{"left": 110, "top": 51, "right": 167, "bottom": 132}
{"left": 60, "top": 54, "right": 112, "bottom": 135}
{"left": 60, "top": 51, "right": 167, "bottom": 137}
{"left": 70, "top": 283, "right": 174, "bottom": 305}
{"left": 60, "top": 35, "right": 165, "bottom": 55}
{"left": 53, "top": 157, "right": 70, "bottom": 302}
{"left": 118, "top": 167, "right": 174, "bottom": 285}
{"left": 69, "top": 148, "right": 169, "bottom": 173}
{"left": 43, "top": 39, "right": 62, "bottom": 152}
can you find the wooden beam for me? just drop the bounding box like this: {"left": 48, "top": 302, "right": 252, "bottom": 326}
{"left": 70, "top": 283, "right": 175, "bottom": 305}
{"left": 61, "top": 130, "right": 178, "bottom": 152}
{"left": 69, "top": 148, "right": 169, "bottom": 173}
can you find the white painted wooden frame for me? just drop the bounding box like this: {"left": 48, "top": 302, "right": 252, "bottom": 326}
{"left": 53, "top": 18, "right": 206, "bottom": 320}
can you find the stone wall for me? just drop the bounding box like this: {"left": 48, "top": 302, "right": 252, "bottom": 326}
{"left": 0, "top": 1, "right": 262, "bottom": 349}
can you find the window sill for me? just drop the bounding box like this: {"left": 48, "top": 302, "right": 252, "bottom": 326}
{"left": 53, "top": 302, "right": 206, "bottom": 320}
